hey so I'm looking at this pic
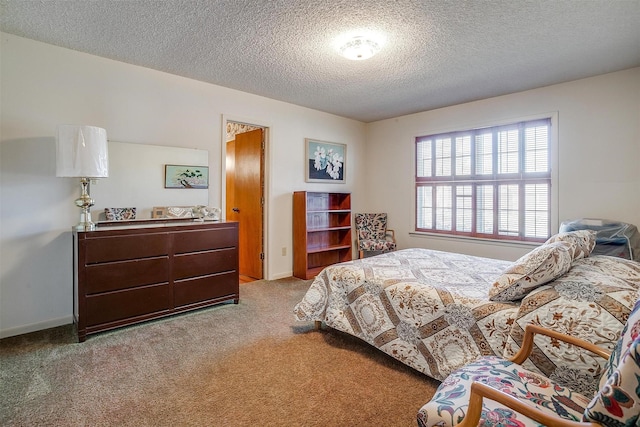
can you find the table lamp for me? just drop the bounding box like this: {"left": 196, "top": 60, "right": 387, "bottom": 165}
{"left": 56, "top": 125, "right": 109, "bottom": 231}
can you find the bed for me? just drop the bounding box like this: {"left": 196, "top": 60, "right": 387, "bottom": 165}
{"left": 294, "top": 231, "right": 640, "bottom": 393}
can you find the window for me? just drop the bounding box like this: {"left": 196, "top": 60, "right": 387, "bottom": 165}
{"left": 415, "top": 118, "right": 551, "bottom": 242}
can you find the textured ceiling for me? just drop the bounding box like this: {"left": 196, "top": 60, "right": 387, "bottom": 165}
{"left": 1, "top": 0, "right": 639, "bottom": 122}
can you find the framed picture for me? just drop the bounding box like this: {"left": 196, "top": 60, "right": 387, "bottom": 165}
{"left": 164, "top": 165, "right": 209, "bottom": 189}
{"left": 305, "top": 139, "right": 346, "bottom": 183}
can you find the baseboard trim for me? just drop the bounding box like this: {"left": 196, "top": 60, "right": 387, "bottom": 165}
{"left": 0, "top": 316, "right": 73, "bottom": 339}
{"left": 270, "top": 271, "right": 294, "bottom": 280}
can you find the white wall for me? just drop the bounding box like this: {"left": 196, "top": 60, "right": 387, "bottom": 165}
{"left": 364, "top": 68, "right": 640, "bottom": 261}
{"left": 0, "top": 33, "right": 366, "bottom": 337}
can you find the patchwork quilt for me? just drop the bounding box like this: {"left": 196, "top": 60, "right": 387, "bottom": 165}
{"left": 294, "top": 248, "right": 640, "bottom": 384}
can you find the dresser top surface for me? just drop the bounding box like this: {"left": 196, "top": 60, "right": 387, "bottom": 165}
{"left": 74, "top": 219, "right": 237, "bottom": 235}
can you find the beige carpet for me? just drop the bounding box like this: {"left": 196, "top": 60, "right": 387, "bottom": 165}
{"left": 1, "top": 277, "right": 439, "bottom": 426}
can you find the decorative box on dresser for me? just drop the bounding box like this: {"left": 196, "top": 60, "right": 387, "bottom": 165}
{"left": 293, "top": 191, "right": 352, "bottom": 279}
{"left": 73, "top": 220, "right": 239, "bottom": 342}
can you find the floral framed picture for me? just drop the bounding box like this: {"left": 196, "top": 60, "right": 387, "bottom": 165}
{"left": 305, "top": 139, "right": 346, "bottom": 183}
{"left": 164, "top": 165, "right": 209, "bottom": 189}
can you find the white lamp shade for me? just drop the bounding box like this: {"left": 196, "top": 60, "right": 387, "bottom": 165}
{"left": 56, "top": 125, "right": 109, "bottom": 178}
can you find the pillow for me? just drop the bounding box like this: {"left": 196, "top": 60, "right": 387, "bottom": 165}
{"left": 545, "top": 229, "right": 596, "bottom": 260}
{"left": 104, "top": 207, "right": 137, "bottom": 221}
{"left": 489, "top": 241, "right": 572, "bottom": 302}
{"left": 583, "top": 335, "right": 640, "bottom": 426}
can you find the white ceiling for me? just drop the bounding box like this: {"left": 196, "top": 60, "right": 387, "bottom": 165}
{"left": 1, "top": 0, "right": 639, "bottom": 123}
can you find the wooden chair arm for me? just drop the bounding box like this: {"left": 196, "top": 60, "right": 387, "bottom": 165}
{"left": 457, "top": 381, "right": 601, "bottom": 427}
{"left": 386, "top": 229, "right": 396, "bottom": 242}
{"left": 510, "top": 324, "right": 611, "bottom": 365}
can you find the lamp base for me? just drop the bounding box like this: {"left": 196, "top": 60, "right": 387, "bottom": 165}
{"left": 74, "top": 177, "right": 96, "bottom": 231}
{"left": 74, "top": 221, "right": 96, "bottom": 232}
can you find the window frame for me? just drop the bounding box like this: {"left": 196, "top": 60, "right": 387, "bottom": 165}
{"left": 414, "top": 113, "right": 558, "bottom": 243}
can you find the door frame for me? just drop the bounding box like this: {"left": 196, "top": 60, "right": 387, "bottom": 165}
{"left": 221, "top": 114, "right": 271, "bottom": 280}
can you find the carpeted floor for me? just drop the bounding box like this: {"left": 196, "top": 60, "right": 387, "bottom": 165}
{"left": 0, "top": 277, "right": 439, "bottom": 426}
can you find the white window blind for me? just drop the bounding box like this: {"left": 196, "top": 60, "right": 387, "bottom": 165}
{"left": 415, "top": 118, "right": 551, "bottom": 242}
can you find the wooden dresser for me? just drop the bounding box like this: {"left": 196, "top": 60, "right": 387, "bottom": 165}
{"left": 73, "top": 220, "right": 239, "bottom": 341}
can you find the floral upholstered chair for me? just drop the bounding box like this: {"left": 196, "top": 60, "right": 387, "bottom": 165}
{"left": 354, "top": 213, "right": 397, "bottom": 258}
{"left": 417, "top": 296, "right": 640, "bottom": 427}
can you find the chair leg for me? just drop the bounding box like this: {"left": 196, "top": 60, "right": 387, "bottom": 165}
{"left": 359, "top": 250, "right": 364, "bottom": 259}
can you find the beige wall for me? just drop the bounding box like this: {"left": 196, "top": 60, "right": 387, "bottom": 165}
{"left": 364, "top": 68, "right": 640, "bottom": 261}
{"left": 0, "top": 33, "right": 366, "bottom": 337}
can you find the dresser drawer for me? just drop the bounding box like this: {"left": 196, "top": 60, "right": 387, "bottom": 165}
{"left": 173, "top": 227, "right": 237, "bottom": 254}
{"left": 84, "top": 257, "right": 169, "bottom": 294}
{"left": 174, "top": 271, "right": 238, "bottom": 307}
{"left": 85, "top": 284, "right": 171, "bottom": 327}
{"left": 173, "top": 248, "right": 237, "bottom": 280}
{"left": 84, "top": 233, "right": 170, "bottom": 263}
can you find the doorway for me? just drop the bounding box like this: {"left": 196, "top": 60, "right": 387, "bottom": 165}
{"left": 225, "top": 121, "right": 267, "bottom": 281}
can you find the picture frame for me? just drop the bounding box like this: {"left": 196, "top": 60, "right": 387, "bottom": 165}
{"left": 305, "top": 139, "right": 346, "bottom": 183}
{"left": 164, "top": 164, "right": 209, "bottom": 189}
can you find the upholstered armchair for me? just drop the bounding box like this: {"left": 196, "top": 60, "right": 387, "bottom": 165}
{"left": 417, "top": 297, "right": 640, "bottom": 427}
{"left": 354, "top": 213, "right": 397, "bottom": 258}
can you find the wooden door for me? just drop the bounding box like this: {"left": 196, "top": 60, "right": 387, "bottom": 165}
{"left": 227, "top": 128, "right": 264, "bottom": 279}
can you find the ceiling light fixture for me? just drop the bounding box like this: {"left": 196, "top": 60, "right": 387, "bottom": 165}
{"left": 339, "top": 36, "right": 380, "bottom": 60}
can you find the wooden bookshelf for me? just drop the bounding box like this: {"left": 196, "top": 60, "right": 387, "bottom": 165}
{"left": 293, "top": 191, "right": 352, "bottom": 279}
